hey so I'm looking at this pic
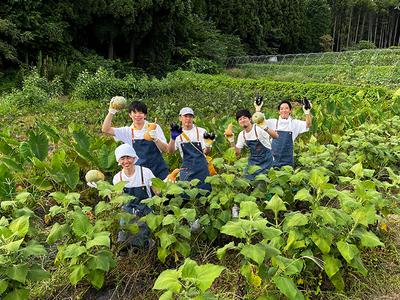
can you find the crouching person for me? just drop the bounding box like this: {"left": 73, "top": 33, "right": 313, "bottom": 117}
{"left": 113, "top": 143, "right": 155, "bottom": 248}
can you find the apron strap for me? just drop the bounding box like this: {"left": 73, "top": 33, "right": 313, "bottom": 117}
{"left": 243, "top": 130, "right": 246, "bottom": 141}
{"left": 131, "top": 127, "right": 135, "bottom": 144}
{"left": 196, "top": 126, "right": 199, "bottom": 142}
{"left": 140, "top": 166, "right": 144, "bottom": 185}
{"left": 254, "top": 125, "right": 259, "bottom": 140}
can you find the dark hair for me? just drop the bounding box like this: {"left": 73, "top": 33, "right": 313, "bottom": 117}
{"left": 235, "top": 109, "right": 251, "bottom": 121}
{"left": 128, "top": 101, "right": 148, "bottom": 114}
{"left": 277, "top": 100, "right": 292, "bottom": 110}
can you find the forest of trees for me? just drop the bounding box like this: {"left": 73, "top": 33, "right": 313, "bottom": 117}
{"left": 1, "top": 0, "right": 400, "bottom": 73}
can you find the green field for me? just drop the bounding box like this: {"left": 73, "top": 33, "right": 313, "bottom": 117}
{"left": 1, "top": 50, "right": 400, "bottom": 300}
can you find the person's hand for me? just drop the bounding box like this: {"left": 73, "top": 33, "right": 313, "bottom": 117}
{"left": 87, "top": 182, "right": 98, "bottom": 188}
{"left": 204, "top": 132, "right": 216, "bottom": 148}
{"left": 170, "top": 123, "right": 183, "bottom": 140}
{"left": 149, "top": 129, "right": 158, "bottom": 141}
{"left": 302, "top": 98, "right": 312, "bottom": 115}
{"left": 254, "top": 95, "right": 264, "bottom": 112}
{"left": 225, "top": 133, "right": 235, "bottom": 144}
{"left": 108, "top": 97, "right": 119, "bottom": 115}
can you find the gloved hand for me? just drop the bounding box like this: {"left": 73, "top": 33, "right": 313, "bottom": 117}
{"left": 149, "top": 129, "right": 158, "bottom": 141}
{"left": 108, "top": 97, "right": 119, "bottom": 115}
{"left": 225, "top": 133, "right": 235, "bottom": 144}
{"left": 203, "top": 132, "right": 216, "bottom": 148}
{"left": 87, "top": 182, "right": 98, "bottom": 188}
{"left": 170, "top": 123, "right": 183, "bottom": 140}
{"left": 302, "top": 98, "right": 312, "bottom": 115}
{"left": 254, "top": 95, "right": 264, "bottom": 112}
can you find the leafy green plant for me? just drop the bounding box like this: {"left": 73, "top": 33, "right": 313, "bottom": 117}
{"left": 153, "top": 258, "right": 225, "bottom": 300}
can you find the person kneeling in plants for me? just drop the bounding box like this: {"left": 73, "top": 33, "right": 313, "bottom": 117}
{"left": 225, "top": 109, "right": 278, "bottom": 180}
{"left": 113, "top": 143, "right": 155, "bottom": 248}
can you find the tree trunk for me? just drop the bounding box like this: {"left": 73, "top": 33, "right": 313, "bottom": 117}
{"left": 394, "top": 13, "right": 399, "bottom": 46}
{"left": 374, "top": 15, "right": 379, "bottom": 45}
{"left": 360, "top": 10, "right": 366, "bottom": 41}
{"left": 354, "top": 9, "right": 361, "bottom": 43}
{"left": 332, "top": 15, "right": 337, "bottom": 51}
{"left": 108, "top": 35, "right": 114, "bottom": 59}
{"left": 129, "top": 39, "right": 135, "bottom": 62}
{"left": 347, "top": 6, "right": 353, "bottom": 47}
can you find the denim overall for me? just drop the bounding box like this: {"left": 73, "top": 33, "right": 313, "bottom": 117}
{"left": 271, "top": 119, "right": 294, "bottom": 168}
{"left": 244, "top": 125, "right": 274, "bottom": 180}
{"left": 118, "top": 167, "right": 153, "bottom": 247}
{"left": 179, "top": 126, "right": 211, "bottom": 192}
{"left": 131, "top": 127, "right": 169, "bottom": 180}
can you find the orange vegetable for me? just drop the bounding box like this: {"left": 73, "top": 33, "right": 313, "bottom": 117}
{"left": 166, "top": 168, "right": 180, "bottom": 182}
{"left": 144, "top": 122, "right": 157, "bottom": 141}
{"left": 224, "top": 123, "right": 233, "bottom": 137}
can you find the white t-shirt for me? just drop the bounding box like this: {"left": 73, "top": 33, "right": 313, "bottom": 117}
{"left": 175, "top": 125, "right": 206, "bottom": 158}
{"left": 236, "top": 124, "right": 272, "bottom": 149}
{"left": 266, "top": 117, "right": 308, "bottom": 141}
{"left": 113, "top": 120, "right": 167, "bottom": 151}
{"left": 112, "top": 165, "right": 155, "bottom": 197}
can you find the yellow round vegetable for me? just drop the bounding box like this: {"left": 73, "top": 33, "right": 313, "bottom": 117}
{"left": 111, "top": 96, "right": 127, "bottom": 110}
{"left": 85, "top": 170, "right": 105, "bottom": 183}
{"left": 252, "top": 112, "right": 265, "bottom": 124}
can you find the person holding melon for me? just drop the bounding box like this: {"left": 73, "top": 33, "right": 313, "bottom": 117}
{"left": 167, "top": 107, "right": 214, "bottom": 192}
{"left": 102, "top": 98, "right": 169, "bottom": 180}
{"left": 265, "top": 99, "right": 312, "bottom": 168}
{"left": 225, "top": 108, "right": 278, "bottom": 180}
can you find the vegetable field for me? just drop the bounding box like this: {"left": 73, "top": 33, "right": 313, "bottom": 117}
{"left": 1, "top": 50, "right": 400, "bottom": 299}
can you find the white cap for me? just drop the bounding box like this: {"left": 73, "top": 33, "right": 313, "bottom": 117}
{"left": 179, "top": 107, "right": 194, "bottom": 116}
{"left": 115, "top": 144, "right": 139, "bottom": 163}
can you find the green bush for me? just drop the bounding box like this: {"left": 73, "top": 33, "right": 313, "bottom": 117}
{"left": 185, "top": 58, "right": 220, "bottom": 74}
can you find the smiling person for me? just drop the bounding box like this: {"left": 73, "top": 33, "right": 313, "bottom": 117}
{"left": 113, "top": 143, "right": 155, "bottom": 248}
{"left": 226, "top": 109, "right": 278, "bottom": 180}
{"left": 266, "top": 100, "right": 312, "bottom": 168}
{"left": 167, "top": 107, "right": 212, "bottom": 192}
{"left": 102, "top": 98, "right": 169, "bottom": 180}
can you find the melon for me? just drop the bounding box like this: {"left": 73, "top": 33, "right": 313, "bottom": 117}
{"left": 111, "top": 96, "right": 127, "bottom": 110}
{"left": 85, "top": 170, "right": 105, "bottom": 183}
{"left": 252, "top": 112, "right": 265, "bottom": 124}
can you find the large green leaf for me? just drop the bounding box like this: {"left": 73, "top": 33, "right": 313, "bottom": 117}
{"left": 9, "top": 215, "right": 30, "bottom": 237}
{"left": 1, "top": 157, "right": 23, "bottom": 172}
{"left": 273, "top": 275, "right": 304, "bottom": 300}
{"left": 2, "top": 288, "right": 29, "bottom": 300}
{"left": 153, "top": 269, "right": 181, "bottom": 292}
{"left": 87, "top": 250, "right": 115, "bottom": 272}
{"left": 26, "top": 264, "right": 50, "bottom": 281}
{"left": 46, "top": 222, "right": 70, "bottom": 244}
{"left": 336, "top": 241, "right": 359, "bottom": 263}
{"left": 28, "top": 130, "right": 48, "bottom": 161}
{"left": 311, "top": 230, "right": 332, "bottom": 254}
{"left": 265, "top": 194, "right": 286, "bottom": 215}
{"left": 88, "top": 269, "right": 105, "bottom": 289}
{"left": 63, "top": 243, "right": 87, "bottom": 259}
{"left": 240, "top": 201, "right": 261, "bottom": 219}
{"left": 357, "top": 229, "right": 384, "bottom": 248}
{"left": 20, "top": 240, "right": 47, "bottom": 257}
{"left": 240, "top": 244, "right": 266, "bottom": 265}
{"left": 220, "top": 221, "right": 247, "bottom": 239}
{"left": 60, "top": 162, "right": 80, "bottom": 190}
{"left": 0, "top": 238, "right": 24, "bottom": 252}
{"left": 69, "top": 264, "right": 88, "bottom": 285}
{"left": 0, "top": 280, "right": 8, "bottom": 295}
{"left": 72, "top": 212, "right": 93, "bottom": 237}
{"left": 323, "top": 255, "right": 341, "bottom": 278}
{"left": 195, "top": 264, "right": 225, "bottom": 292}
{"left": 97, "top": 145, "right": 115, "bottom": 170}
{"left": 86, "top": 231, "right": 110, "bottom": 249}
{"left": 5, "top": 264, "right": 28, "bottom": 283}
{"left": 284, "top": 212, "right": 309, "bottom": 229}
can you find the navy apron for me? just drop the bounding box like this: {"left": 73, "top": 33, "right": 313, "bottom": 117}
{"left": 244, "top": 125, "right": 274, "bottom": 180}
{"left": 131, "top": 127, "right": 169, "bottom": 180}
{"left": 179, "top": 127, "right": 211, "bottom": 192}
{"left": 271, "top": 119, "right": 294, "bottom": 168}
{"left": 118, "top": 167, "right": 153, "bottom": 247}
